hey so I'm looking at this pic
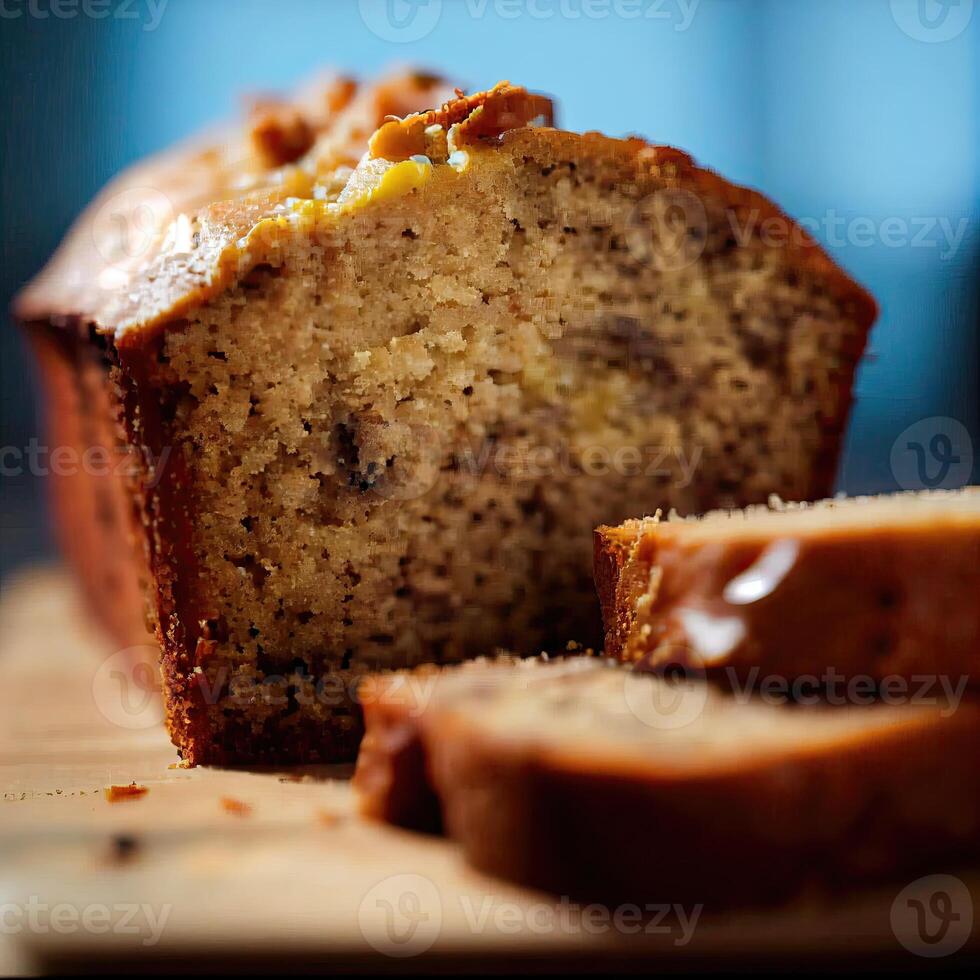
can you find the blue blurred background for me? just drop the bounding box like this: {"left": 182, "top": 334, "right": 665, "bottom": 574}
{"left": 2, "top": 0, "right": 978, "bottom": 579}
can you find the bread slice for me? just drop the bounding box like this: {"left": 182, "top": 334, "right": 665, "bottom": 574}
{"left": 354, "top": 657, "right": 980, "bottom": 908}
{"left": 14, "top": 74, "right": 876, "bottom": 765}
{"left": 355, "top": 656, "right": 526, "bottom": 832}
{"left": 596, "top": 488, "right": 980, "bottom": 687}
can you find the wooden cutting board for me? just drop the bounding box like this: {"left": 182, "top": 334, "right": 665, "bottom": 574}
{"left": 0, "top": 567, "right": 975, "bottom": 973}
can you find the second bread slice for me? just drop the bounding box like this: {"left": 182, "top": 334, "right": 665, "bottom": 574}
{"left": 595, "top": 488, "right": 980, "bottom": 687}
{"left": 354, "top": 657, "right": 980, "bottom": 908}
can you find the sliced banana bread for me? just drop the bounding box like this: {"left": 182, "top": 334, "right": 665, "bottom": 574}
{"left": 354, "top": 657, "right": 980, "bottom": 908}
{"left": 596, "top": 488, "right": 980, "bottom": 686}
{"left": 15, "top": 74, "right": 876, "bottom": 765}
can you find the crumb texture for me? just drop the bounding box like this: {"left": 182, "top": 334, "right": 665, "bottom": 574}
{"left": 123, "top": 128, "right": 871, "bottom": 762}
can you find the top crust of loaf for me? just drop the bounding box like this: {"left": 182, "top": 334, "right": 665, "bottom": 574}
{"left": 14, "top": 72, "right": 876, "bottom": 348}
{"left": 11, "top": 70, "right": 465, "bottom": 334}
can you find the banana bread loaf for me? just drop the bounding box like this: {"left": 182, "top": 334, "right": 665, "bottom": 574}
{"left": 15, "top": 73, "right": 876, "bottom": 765}
{"left": 354, "top": 657, "right": 980, "bottom": 907}
{"left": 595, "top": 488, "right": 980, "bottom": 687}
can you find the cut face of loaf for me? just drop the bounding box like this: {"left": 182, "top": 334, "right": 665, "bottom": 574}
{"left": 354, "top": 657, "right": 980, "bottom": 908}
{"left": 596, "top": 488, "right": 980, "bottom": 686}
{"left": 15, "top": 78, "right": 876, "bottom": 765}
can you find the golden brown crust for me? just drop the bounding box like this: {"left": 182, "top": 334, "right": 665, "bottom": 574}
{"left": 26, "top": 326, "right": 154, "bottom": 651}
{"left": 367, "top": 80, "right": 554, "bottom": 160}
{"left": 593, "top": 521, "right": 648, "bottom": 658}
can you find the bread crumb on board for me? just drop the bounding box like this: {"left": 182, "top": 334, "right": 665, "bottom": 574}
{"left": 220, "top": 796, "right": 253, "bottom": 816}
{"left": 104, "top": 782, "right": 148, "bottom": 803}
